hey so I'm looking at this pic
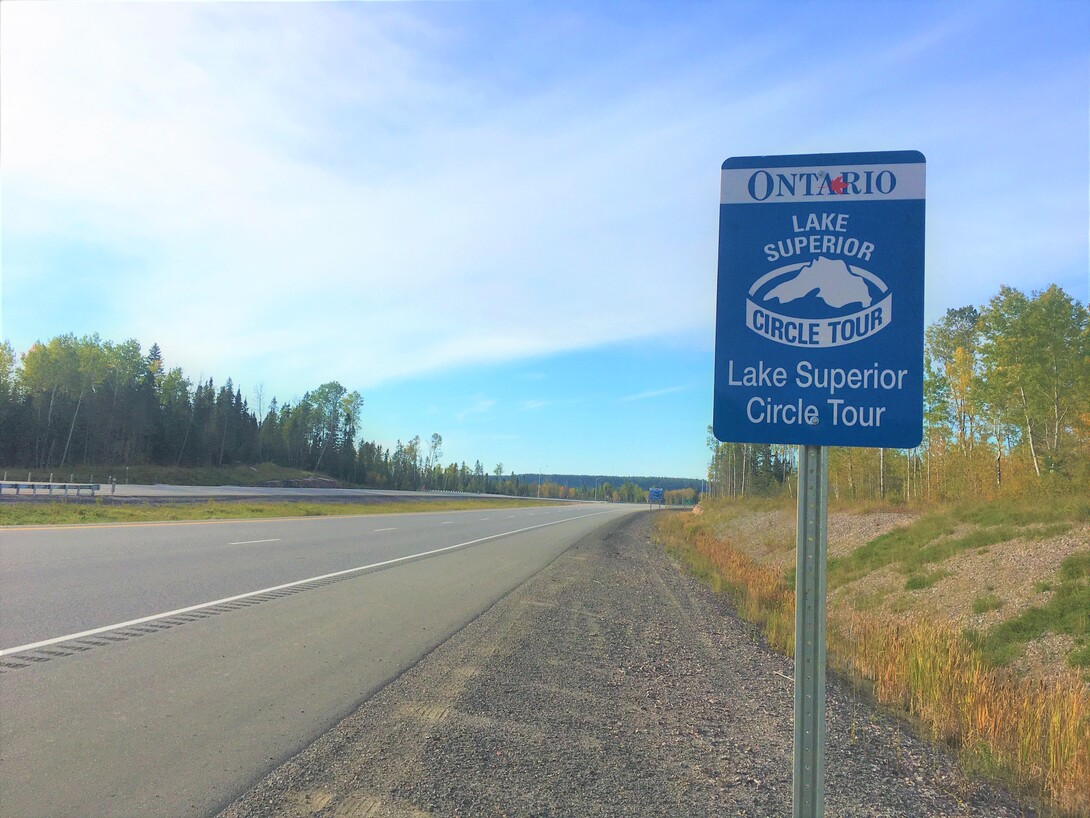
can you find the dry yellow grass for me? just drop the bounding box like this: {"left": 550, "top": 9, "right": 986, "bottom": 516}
{"left": 657, "top": 510, "right": 1090, "bottom": 816}
{"left": 832, "top": 609, "right": 1089, "bottom": 815}
{"left": 690, "top": 530, "right": 795, "bottom": 655}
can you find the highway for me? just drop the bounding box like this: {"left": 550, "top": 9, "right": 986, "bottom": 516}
{"left": 0, "top": 503, "right": 639, "bottom": 817}
{"left": 104, "top": 483, "right": 535, "bottom": 501}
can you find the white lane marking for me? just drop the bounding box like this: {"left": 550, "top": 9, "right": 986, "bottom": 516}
{"left": 0, "top": 510, "right": 617, "bottom": 658}
{"left": 506, "top": 515, "right": 515, "bottom": 519}
{"left": 440, "top": 521, "right": 454, "bottom": 525}
{"left": 228, "top": 538, "right": 281, "bottom": 546}
{"left": 479, "top": 517, "right": 490, "bottom": 521}
{"left": 373, "top": 528, "right": 397, "bottom": 532}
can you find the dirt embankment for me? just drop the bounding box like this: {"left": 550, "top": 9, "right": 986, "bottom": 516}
{"left": 712, "top": 505, "right": 1089, "bottom": 680}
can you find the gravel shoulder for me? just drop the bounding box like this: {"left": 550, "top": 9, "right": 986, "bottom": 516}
{"left": 218, "top": 513, "right": 1038, "bottom": 818}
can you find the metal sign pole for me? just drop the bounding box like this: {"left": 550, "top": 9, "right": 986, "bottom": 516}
{"left": 794, "top": 444, "right": 828, "bottom": 818}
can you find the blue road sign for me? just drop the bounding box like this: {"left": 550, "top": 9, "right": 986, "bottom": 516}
{"left": 713, "top": 151, "right": 925, "bottom": 448}
{"left": 649, "top": 487, "right": 665, "bottom": 504}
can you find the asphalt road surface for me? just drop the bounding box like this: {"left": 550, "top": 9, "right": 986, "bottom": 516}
{"left": 1, "top": 503, "right": 639, "bottom": 817}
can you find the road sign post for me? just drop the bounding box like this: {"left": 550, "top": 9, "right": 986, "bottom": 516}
{"left": 713, "top": 151, "right": 925, "bottom": 818}
{"left": 794, "top": 444, "right": 828, "bottom": 818}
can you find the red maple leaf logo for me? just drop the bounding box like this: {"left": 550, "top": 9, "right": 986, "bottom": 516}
{"left": 829, "top": 174, "right": 848, "bottom": 194}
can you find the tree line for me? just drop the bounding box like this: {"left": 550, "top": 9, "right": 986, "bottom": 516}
{"left": 0, "top": 336, "right": 357, "bottom": 477}
{"left": 706, "top": 283, "right": 1089, "bottom": 502}
{"left": 0, "top": 335, "right": 698, "bottom": 502}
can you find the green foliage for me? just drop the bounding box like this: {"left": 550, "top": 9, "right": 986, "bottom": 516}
{"left": 952, "top": 497, "right": 1089, "bottom": 527}
{"left": 616, "top": 480, "right": 647, "bottom": 503}
{"left": 971, "top": 593, "right": 1003, "bottom": 614}
{"left": 967, "top": 550, "right": 1090, "bottom": 668}
{"left": 924, "top": 305, "right": 981, "bottom": 454}
{"left": 1068, "top": 644, "right": 1090, "bottom": 669}
{"left": 705, "top": 434, "right": 794, "bottom": 500}
{"left": 829, "top": 512, "right": 956, "bottom": 585}
{"left": 978, "top": 285, "right": 1090, "bottom": 478}
{"left": 1060, "top": 551, "right": 1090, "bottom": 582}
{"left": 829, "top": 499, "right": 1082, "bottom": 589}
{"left": 904, "top": 569, "right": 951, "bottom": 590}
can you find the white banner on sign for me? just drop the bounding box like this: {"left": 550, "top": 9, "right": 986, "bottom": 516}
{"left": 722, "top": 162, "right": 926, "bottom": 204}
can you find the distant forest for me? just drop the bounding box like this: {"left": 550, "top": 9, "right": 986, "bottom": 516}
{"left": 0, "top": 338, "right": 699, "bottom": 503}
{"left": 5, "top": 282, "right": 1082, "bottom": 505}
{"left": 707, "top": 284, "right": 1090, "bottom": 502}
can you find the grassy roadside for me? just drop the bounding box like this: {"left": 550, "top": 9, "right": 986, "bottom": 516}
{"left": 0, "top": 497, "right": 565, "bottom": 526}
{"left": 656, "top": 499, "right": 1090, "bottom": 817}
{"left": 2, "top": 462, "right": 328, "bottom": 487}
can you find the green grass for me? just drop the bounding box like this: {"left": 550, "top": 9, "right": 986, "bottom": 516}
{"left": 828, "top": 498, "right": 1083, "bottom": 589}
{"left": 972, "top": 593, "right": 1004, "bottom": 614}
{"left": 827, "top": 513, "right": 957, "bottom": 586}
{"left": 967, "top": 550, "right": 1090, "bottom": 669}
{"left": 904, "top": 569, "right": 951, "bottom": 590}
{"left": 1069, "top": 643, "right": 1090, "bottom": 669}
{"left": 1061, "top": 551, "right": 1090, "bottom": 582}
{"left": 952, "top": 497, "right": 1090, "bottom": 527}
{"left": 0, "top": 496, "right": 562, "bottom": 526}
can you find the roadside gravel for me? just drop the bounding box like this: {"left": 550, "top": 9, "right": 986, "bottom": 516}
{"left": 218, "top": 513, "right": 1038, "bottom": 818}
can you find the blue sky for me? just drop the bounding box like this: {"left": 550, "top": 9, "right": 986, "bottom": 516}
{"left": 1, "top": 1, "right": 1087, "bottom": 479}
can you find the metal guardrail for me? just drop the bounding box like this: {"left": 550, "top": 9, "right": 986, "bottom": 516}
{"left": 0, "top": 481, "right": 102, "bottom": 497}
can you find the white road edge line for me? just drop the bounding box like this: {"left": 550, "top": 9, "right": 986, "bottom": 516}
{"left": 0, "top": 510, "right": 614, "bottom": 658}
{"left": 373, "top": 528, "right": 397, "bottom": 532}
{"left": 228, "top": 538, "right": 281, "bottom": 545}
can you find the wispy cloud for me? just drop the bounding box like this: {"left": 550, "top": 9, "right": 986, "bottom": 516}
{"left": 620, "top": 386, "right": 688, "bottom": 403}
{"left": 454, "top": 398, "right": 496, "bottom": 422}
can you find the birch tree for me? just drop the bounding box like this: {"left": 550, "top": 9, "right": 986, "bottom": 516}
{"left": 979, "top": 285, "right": 1089, "bottom": 477}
